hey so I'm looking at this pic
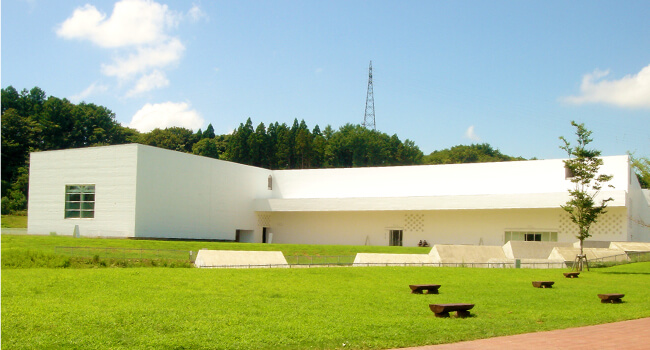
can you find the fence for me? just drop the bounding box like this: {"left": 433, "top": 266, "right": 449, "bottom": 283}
{"left": 55, "top": 246, "right": 193, "bottom": 262}
{"left": 52, "top": 248, "right": 650, "bottom": 269}
{"left": 588, "top": 251, "right": 650, "bottom": 267}
{"left": 350, "top": 262, "right": 567, "bottom": 269}
{"left": 285, "top": 255, "right": 355, "bottom": 265}
{"left": 197, "top": 259, "right": 568, "bottom": 269}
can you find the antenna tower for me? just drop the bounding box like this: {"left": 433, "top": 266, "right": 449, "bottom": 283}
{"left": 363, "top": 61, "right": 376, "bottom": 130}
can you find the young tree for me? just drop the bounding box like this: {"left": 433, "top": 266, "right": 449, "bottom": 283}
{"left": 629, "top": 153, "right": 650, "bottom": 189}
{"left": 559, "top": 121, "right": 614, "bottom": 269}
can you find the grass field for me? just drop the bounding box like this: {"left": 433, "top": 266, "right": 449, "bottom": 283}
{"left": 1, "top": 234, "right": 427, "bottom": 269}
{"left": 2, "top": 249, "right": 650, "bottom": 349}
{"left": 1, "top": 215, "right": 27, "bottom": 228}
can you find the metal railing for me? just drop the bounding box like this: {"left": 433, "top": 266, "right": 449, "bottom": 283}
{"left": 350, "top": 262, "right": 567, "bottom": 269}
{"left": 286, "top": 255, "right": 355, "bottom": 265}
{"left": 197, "top": 260, "right": 568, "bottom": 269}
{"left": 55, "top": 246, "right": 193, "bottom": 262}
{"left": 52, "top": 248, "right": 650, "bottom": 269}
{"left": 588, "top": 251, "right": 650, "bottom": 267}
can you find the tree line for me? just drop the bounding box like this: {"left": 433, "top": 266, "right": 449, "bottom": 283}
{"left": 0, "top": 87, "right": 425, "bottom": 213}
{"left": 5, "top": 86, "right": 645, "bottom": 214}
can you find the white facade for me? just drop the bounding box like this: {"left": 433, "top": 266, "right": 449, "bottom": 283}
{"left": 28, "top": 144, "right": 272, "bottom": 240}
{"left": 27, "top": 144, "right": 650, "bottom": 245}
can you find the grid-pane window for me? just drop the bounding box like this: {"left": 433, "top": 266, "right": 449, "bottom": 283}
{"left": 505, "top": 231, "right": 557, "bottom": 243}
{"left": 65, "top": 185, "right": 95, "bottom": 219}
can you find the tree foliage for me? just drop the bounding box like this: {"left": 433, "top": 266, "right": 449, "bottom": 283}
{"left": 559, "top": 121, "right": 614, "bottom": 259}
{"left": 629, "top": 153, "right": 650, "bottom": 189}
{"left": 1, "top": 86, "right": 136, "bottom": 213}
{"left": 225, "top": 120, "right": 424, "bottom": 169}
{"left": 423, "top": 143, "right": 525, "bottom": 165}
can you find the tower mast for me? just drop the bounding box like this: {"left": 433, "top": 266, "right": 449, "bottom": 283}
{"left": 363, "top": 61, "right": 376, "bottom": 130}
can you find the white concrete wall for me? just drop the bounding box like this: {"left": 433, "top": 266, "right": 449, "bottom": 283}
{"left": 559, "top": 206, "right": 630, "bottom": 243}
{"left": 27, "top": 144, "right": 641, "bottom": 246}
{"left": 27, "top": 145, "right": 138, "bottom": 237}
{"left": 133, "top": 145, "right": 272, "bottom": 240}
{"left": 271, "top": 156, "right": 629, "bottom": 199}
{"left": 269, "top": 208, "right": 585, "bottom": 246}
{"left": 627, "top": 175, "right": 650, "bottom": 242}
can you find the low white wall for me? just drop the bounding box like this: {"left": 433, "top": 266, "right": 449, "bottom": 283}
{"left": 194, "top": 250, "right": 288, "bottom": 268}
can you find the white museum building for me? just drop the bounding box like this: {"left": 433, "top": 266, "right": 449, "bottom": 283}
{"left": 27, "top": 144, "right": 650, "bottom": 246}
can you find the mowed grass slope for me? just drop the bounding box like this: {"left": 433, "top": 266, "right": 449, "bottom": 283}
{"left": 3, "top": 263, "right": 650, "bottom": 349}
{"left": 1, "top": 234, "right": 426, "bottom": 260}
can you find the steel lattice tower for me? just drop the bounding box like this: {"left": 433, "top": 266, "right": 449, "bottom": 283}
{"left": 363, "top": 61, "right": 376, "bottom": 130}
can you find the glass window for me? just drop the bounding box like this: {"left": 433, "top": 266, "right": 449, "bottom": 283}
{"left": 65, "top": 185, "right": 95, "bottom": 219}
{"left": 505, "top": 231, "right": 557, "bottom": 243}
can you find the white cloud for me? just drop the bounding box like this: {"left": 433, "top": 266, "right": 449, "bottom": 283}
{"left": 101, "top": 38, "right": 185, "bottom": 79}
{"left": 125, "top": 70, "right": 170, "bottom": 97}
{"left": 69, "top": 82, "right": 109, "bottom": 103}
{"left": 56, "top": 0, "right": 203, "bottom": 96}
{"left": 563, "top": 64, "right": 650, "bottom": 109}
{"left": 187, "top": 4, "right": 207, "bottom": 22}
{"left": 56, "top": 0, "right": 178, "bottom": 48}
{"left": 464, "top": 125, "right": 480, "bottom": 141}
{"left": 129, "top": 102, "right": 204, "bottom": 132}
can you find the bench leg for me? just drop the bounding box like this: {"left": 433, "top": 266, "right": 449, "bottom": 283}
{"left": 456, "top": 310, "right": 471, "bottom": 318}
{"left": 425, "top": 289, "right": 439, "bottom": 294}
{"left": 411, "top": 290, "right": 423, "bottom": 294}
{"left": 434, "top": 312, "right": 450, "bottom": 318}
{"left": 601, "top": 298, "right": 622, "bottom": 304}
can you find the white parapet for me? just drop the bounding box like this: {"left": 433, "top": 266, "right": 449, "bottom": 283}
{"left": 431, "top": 244, "right": 510, "bottom": 264}
{"left": 548, "top": 247, "right": 626, "bottom": 262}
{"left": 609, "top": 242, "right": 650, "bottom": 252}
{"left": 194, "top": 250, "right": 288, "bottom": 268}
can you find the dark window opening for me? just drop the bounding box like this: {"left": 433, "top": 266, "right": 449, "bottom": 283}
{"left": 389, "top": 230, "right": 403, "bottom": 246}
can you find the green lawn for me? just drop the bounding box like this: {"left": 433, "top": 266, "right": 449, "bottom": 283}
{"left": 1, "top": 234, "right": 427, "bottom": 268}
{"left": 2, "top": 262, "right": 649, "bottom": 349}
{"left": 1, "top": 215, "right": 27, "bottom": 228}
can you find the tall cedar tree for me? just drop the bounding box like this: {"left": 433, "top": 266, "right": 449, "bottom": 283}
{"left": 559, "top": 121, "right": 614, "bottom": 262}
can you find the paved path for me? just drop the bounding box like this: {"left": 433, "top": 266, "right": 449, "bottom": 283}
{"left": 394, "top": 317, "right": 650, "bottom": 350}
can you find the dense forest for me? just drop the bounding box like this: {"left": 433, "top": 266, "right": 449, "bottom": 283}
{"left": 3, "top": 86, "right": 647, "bottom": 214}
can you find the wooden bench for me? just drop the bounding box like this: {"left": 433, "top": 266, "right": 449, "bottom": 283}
{"left": 429, "top": 303, "right": 474, "bottom": 318}
{"left": 563, "top": 272, "right": 580, "bottom": 278}
{"left": 409, "top": 284, "right": 441, "bottom": 294}
{"left": 598, "top": 294, "right": 625, "bottom": 303}
{"left": 532, "top": 281, "right": 555, "bottom": 288}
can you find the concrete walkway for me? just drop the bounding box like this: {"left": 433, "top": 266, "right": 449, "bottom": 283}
{"left": 394, "top": 317, "right": 650, "bottom": 350}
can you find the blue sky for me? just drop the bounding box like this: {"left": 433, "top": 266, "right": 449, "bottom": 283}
{"left": 2, "top": 0, "right": 649, "bottom": 160}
